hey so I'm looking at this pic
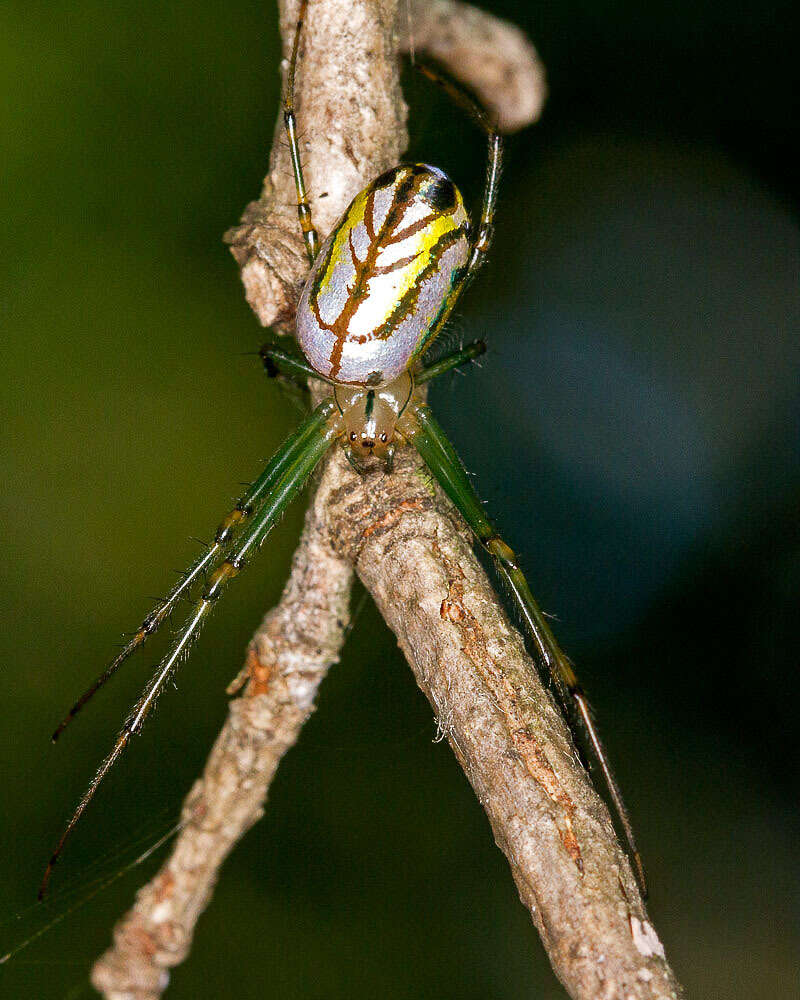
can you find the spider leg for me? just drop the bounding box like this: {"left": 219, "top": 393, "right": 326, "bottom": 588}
{"left": 416, "top": 340, "right": 487, "bottom": 384}
{"left": 260, "top": 329, "right": 334, "bottom": 389}
{"left": 284, "top": 0, "right": 320, "bottom": 262}
{"left": 403, "top": 402, "right": 648, "bottom": 897}
{"left": 466, "top": 127, "right": 502, "bottom": 278}
{"left": 410, "top": 68, "right": 502, "bottom": 365}
{"left": 415, "top": 63, "right": 502, "bottom": 278}
{"left": 51, "top": 400, "right": 339, "bottom": 742}
{"left": 39, "top": 399, "right": 342, "bottom": 900}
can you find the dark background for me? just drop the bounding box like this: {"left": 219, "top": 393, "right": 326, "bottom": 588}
{"left": 2, "top": 1, "right": 798, "bottom": 997}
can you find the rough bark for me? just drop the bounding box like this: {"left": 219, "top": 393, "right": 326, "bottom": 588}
{"left": 91, "top": 493, "right": 354, "bottom": 999}
{"left": 92, "top": 2, "right": 683, "bottom": 998}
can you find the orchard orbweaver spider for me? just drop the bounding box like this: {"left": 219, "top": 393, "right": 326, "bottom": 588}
{"left": 41, "top": 0, "right": 646, "bottom": 902}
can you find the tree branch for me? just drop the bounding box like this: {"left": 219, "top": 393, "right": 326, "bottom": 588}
{"left": 91, "top": 2, "right": 683, "bottom": 998}
{"left": 91, "top": 491, "right": 354, "bottom": 1000}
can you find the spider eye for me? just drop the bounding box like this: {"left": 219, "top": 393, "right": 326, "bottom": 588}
{"left": 380, "top": 433, "right": 388, "bottom": 442}
{"left": 349, "top": 431, "right": 357, "bottom": 442}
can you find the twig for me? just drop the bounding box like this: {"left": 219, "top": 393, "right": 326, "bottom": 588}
{"left": 399, "top": 0, "right": 547, "bottom": 132}
{"left": 91, "top": 491, "right": 354, "bottom": 1000}
{"left": 91, "top": 2, "right": 683, "bottom": 998}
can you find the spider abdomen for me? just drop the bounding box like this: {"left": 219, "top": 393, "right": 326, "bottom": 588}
{"left": 296, "top": 164, "right": 470, "bottom": 386}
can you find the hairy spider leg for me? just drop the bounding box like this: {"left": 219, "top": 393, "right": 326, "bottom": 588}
{"left": 284, "top": 0, "right": 320, "bottom": 262}
{"left": 415, "top": 340, "right": 487, "bottom": 384}
{"left": 403, "top": 403, "right": 648, "bottom": 898}
{"left": 260, "top": 330, "right": 487, "bottom": 388}
{"left": 403, "top": 71, "right": 502, "bottom": 368}
{"left": 51, "top": 401, "right": 339, "bottom": 743}
{"left": 415, "top": 63, "right": 503, "bottom": 278}
{"left": 39, "top": 400, "right": 342, "bottom": 899}
{"left": 259, "top": 330, "right": 335, "bottom": 390}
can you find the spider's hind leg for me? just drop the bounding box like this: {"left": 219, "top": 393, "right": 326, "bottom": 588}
{"left": 415, "top": 63, "right": 503, "bottom": 278}
{"left": 402, "top": 402, "right": 648, "bottom": 898}
{"left": 284, "top": 0, "right": 320, "bottom": 262}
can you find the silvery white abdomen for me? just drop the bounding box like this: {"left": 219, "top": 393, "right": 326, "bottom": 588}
{"left": 296, "top": 164, "right": 470, "bottom": 387}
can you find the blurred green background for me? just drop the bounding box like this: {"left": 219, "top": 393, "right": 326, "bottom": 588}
{"left": 2, "top": 1, "right": 798, "bottom": 997}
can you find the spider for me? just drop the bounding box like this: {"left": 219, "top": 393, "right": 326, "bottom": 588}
{"left": 40, "top": 0, "right": 646, "bottom": 901}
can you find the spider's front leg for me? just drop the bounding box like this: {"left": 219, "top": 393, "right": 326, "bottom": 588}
{"left": 40, "top": 399, "right": 343, "bottom": 899}
{"left": 401, "top": 402, "right": 648, "bottom": 897}
{"left": 50, "top": 394, "right": 337, "bottom": 744}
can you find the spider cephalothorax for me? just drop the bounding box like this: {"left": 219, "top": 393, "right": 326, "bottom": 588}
{"left": 41, "top": 0, "right": 646, "bottom": 905}
{"left": 334, "top": 373, "right": 413, "bottom": 467}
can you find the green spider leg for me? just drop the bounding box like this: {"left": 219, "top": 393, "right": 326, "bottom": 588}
{"left": 259, "top": 330, "right": 487, "bottom": 388}
{"left": 415, "top": 62, "right": 503, "bottom": 280}
{"left": 284, "top": 0, "right": 320, "bottom": 262}
{"left": 403, "top": 402, "right": 648, "bottom": 897}
{"left": 415, "top": 340, "right": 487, "bottom": 384}
{"left": 51, "top": 399, "right": 339, "bottom": 743}
{"left": 40, "top": 399, "right": 342, "bottom": 899}
{"left": 259, "top": 329, "right": 335, "bottom": 390}
{"left": 407, "top": 65, "right": 503, "bottom": 365}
